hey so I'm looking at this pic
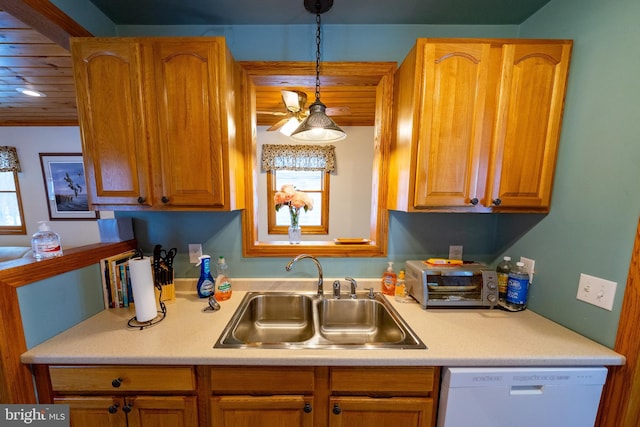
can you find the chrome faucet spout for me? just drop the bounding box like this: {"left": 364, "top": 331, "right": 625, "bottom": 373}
{"left": 286, "top": 254, "right": 324, "bottom": 297}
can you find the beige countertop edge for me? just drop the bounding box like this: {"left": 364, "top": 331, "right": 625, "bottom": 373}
{"left": 20, "top": 279, "right": 626, "bottom": 367}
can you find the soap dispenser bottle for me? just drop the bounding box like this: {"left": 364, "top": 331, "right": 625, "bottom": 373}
{"left": 381, "top": 261, "right": 397, "bottom": 296}
{"left": 31, "top": 221, "right": 63, "bottom": 259}
{"left": 196, "top": 255, "right": 215, "bottom": 298}
{"left": 215, "top": 256, "right": 232, "bottom": 301}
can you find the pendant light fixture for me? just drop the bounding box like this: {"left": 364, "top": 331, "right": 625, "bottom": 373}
{"left": 290, "top": 0, "right": 347, "bottom": 142}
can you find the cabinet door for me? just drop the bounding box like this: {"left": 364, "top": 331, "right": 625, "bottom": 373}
{"left": 329, "top": 396, "right": 434, "bottom": 427}
{"left": 211, "top": 395, "right": 314, "bottom": 427}
{"left": 149, "top": 41, "right": 226, "bottom": 208}
{"left": 54, "top": 396, "right": 125, "bottom": 427}
{"left": 71, "top": 40, "right": 153, "bottom": 207}
{"left": 413, "top": 42, "right": 492, "bottom": 208}
{"left": 486, "top": 42, "right": 572, "bottom": 210}
{"left": 127, "top": 396, "right": 198, "bottom": 427}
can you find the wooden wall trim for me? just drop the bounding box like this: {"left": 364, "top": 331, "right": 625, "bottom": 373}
{"left": 597, "top": 216, "right": 640, "bottom": 426}
{"left": 0, "top": 240, "right": 136, "bottom": 403}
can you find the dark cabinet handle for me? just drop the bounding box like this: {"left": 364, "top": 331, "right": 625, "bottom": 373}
{"left": 122, "top": 403, "right": 133, "bottom": 414}
{"left": 161, "top": 196, "right": 169, "bottom": 204}
{"left": 470, "top": 198, "right": 479, "bottom": 205}
{"left": 137, "top": 196, "right": 146, "bottom": 204}
{"left": 108, "top": 403, "right": 119, "bottom": 414}
{"left": 303, "top": 403, "right": 312, "bottom": 413}
{"left": 492, "top": 198, "right": 502, "bottom": 206}
{"left": 332, "top": 404, "right": 341, "bottom": 415}
{"left": 111, "top": 378, "right": 122, "bottom": 388}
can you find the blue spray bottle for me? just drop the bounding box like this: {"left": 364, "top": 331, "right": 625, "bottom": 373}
{"left": 196, "top": 255, "right": 215, "bottom": 298}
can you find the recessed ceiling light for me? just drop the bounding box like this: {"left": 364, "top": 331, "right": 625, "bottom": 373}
{"left": 16, "top": 87, "right": 46, "bottom": 97}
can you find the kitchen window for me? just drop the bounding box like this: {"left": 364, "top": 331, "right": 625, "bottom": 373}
{"left": 0, "top": 171, "right": 26, "bottom": 235}
{"left": 262, "top": 144, "right": 335, "bottom": 235}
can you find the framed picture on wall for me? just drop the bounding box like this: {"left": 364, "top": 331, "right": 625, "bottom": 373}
{"left": 39, "top": 153, "right": 99, "bottom": 220}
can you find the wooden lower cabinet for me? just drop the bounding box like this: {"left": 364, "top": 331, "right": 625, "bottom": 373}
{"left": 34, "top": 366, "right": 198, "bottom": 427}
{"left": 209, "top": 366, "right": 439, "bottom": 427}
{"left": 329, "top": 397, "right": 434, "bottom": 427}
{"left": 33, "top": 364, "right": 439, "bottom": 427}
{"left": 54, "top": 395, "right": 197, "bottom": 427}
{"left": 211, "top": 395, "right": 314, "bottom": 427}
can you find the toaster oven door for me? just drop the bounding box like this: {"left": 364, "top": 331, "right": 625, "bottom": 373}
{"left": 426, "top": 271, "right": 483, "bottom": 304}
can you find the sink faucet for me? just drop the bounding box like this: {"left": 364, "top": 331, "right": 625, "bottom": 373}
{"left": 345, "top": 277, "right": 358, "bottom": 299}
{"left": 332, "top": 280, "right": 341, "bottom": 298}
{"left": 285, "top": 254, "right": 324, "bottom": 297}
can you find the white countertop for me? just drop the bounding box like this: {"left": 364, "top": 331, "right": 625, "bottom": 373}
{"left": 20, "top": 279, "right": 625, "bottom": 367}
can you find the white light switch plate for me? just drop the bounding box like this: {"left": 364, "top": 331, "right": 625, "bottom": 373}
{"left": 520, "top": 257, "right": 536, "bottom": 283}
{"left": 188, "top": 244, "right": 202, "bottom": 264}
{"left": 576, "top": 273, "right": 617, "bottom": 311}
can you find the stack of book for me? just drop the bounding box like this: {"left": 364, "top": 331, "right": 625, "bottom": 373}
{"left": 99, "top": 250, "right": 138, "bottom": 309}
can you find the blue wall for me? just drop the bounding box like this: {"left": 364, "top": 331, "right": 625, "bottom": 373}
{"left": 18, "top": 265, "right": 104, "bottom": 348}
{"left": 26, "top": 0, "right": 638, "bottom": 350}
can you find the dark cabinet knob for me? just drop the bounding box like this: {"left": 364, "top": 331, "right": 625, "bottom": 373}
{"left": 122, "top": 403, "right": 133, "bottom": 414}
{"left": 470, "top": 198, "right": 479, "bottom": 205}
{"left": 108, "top": 403, "right": 119, "bottom": 414}
{"left": 332, "top": 404, "right": 342, "bottom": 415}
{"left": 303, "top": 403, "right": 312, "bottom": 413}
{"left": 161, "top": 196, "right": 169, "bottom": 204}
{"left": 137, "top": 196, "right": 146, "bottom": 204}
{"left": 111, "top": 378, "right": 122, "bottom": 388}
{"left": 492, "top": 198, "right": 502, "bottom": 206}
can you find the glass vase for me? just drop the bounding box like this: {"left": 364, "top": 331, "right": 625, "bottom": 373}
{"left": 288, "top": 206, "right": 301, "bottom": 244}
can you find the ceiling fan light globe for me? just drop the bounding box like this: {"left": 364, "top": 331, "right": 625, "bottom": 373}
{"left": 279, "top": 117, "right": 303, "bottom": 136}
{"left": 290, "top": 100, "right": 346, "bottom": 142}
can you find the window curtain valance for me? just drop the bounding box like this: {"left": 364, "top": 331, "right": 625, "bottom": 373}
{"left": 0, "top": 146, "right": 21, "bottom": 172}
{"left": 261, "top": 144, "right": 336, "bottom": 172}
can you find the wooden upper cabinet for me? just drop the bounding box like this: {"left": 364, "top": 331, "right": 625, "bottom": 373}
{"left": 485, "top": 42, "right": 572, "bottom": 210}
{"left": 389, "top": 38, "right": 572, "bottom": 213}
{"left": 71, "top": 37, "right": 246, "bottom": 211}
{"left": 71, "top": 39, "right": 153, "bottom": 207}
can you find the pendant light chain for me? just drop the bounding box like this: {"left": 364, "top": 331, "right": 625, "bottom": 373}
{"left": 314, "top": 10, "right": 322, "bottom": 101}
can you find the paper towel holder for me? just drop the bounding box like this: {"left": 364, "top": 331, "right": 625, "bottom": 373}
{"left": 127, "top": 249, "right": 167, "bottom": 330}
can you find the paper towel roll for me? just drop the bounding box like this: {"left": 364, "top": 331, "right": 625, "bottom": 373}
{"left": 128, "top": 257, "right": 157, "bottom": 322}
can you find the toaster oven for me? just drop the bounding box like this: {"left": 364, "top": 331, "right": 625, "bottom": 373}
{"left": 405, "top": 260, "right": 498, "bottom": 309}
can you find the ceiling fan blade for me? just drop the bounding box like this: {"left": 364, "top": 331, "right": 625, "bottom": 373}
{"left": 257, "top": 110, "right": 288, "bottom": 116}
{"left": 267, "top": 117, "right": 291, "bottom": 131}
{"left": 325, "top": 106, "right": 351, "bottom": 116}
{"left": 281, "top": 90, "right": 308, "bottom": 113}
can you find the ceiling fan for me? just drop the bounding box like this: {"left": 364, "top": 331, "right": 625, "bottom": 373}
{"left": 259, "top": 89, "right": 350, "bottom": 135}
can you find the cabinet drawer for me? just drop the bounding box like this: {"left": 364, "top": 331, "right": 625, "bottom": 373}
{"left": 330, "top": 367, "right": 437, "bottom": 396}
{"left": 49, "top": 366, "right": 196, "bottom": 393}
{"left": 210, "top": 366, "right": 315, "bottom": 394}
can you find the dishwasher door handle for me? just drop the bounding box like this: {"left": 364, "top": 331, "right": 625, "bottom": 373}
{"left": 510, "top": 385, "right": 544, "bottom": 395}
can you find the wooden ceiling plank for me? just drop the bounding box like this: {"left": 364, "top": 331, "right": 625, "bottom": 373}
{"left": 0, "top": 0, "right": 92, "bottom": 50}
{"left": 0, "top": 28, "right": 53, "bottom": 44}
{"left": 0, "top": 43, "right": 71, "bottom": 56}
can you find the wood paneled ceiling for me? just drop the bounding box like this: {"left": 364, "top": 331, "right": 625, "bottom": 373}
{"left": 0, "top": 2, "right": 90, "bottom": 126}
{"left": 0, "top": 2, "right": 385, "bottom": 127}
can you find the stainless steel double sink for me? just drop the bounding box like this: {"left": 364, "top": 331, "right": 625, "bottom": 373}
{"left": 214, "top": 292, "right": 426, "bottom": 349}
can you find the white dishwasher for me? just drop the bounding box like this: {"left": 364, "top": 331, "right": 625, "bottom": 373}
{"left": 437, "top": 366, "right": 608, "bottom": 427}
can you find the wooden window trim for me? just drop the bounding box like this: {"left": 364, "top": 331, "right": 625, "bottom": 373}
{"left": 0, "top": 171, "right": 26, "bottom": 235}
{"left": 266, "top": 170, "right": 330, "bottom": 235}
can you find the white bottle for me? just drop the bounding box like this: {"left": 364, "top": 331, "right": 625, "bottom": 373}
{"left": 31, "top": 221, "right": 63, "bottom": 259}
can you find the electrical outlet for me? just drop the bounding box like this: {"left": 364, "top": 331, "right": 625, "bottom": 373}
{"left": 576, "top": 273, "right": 617, "bottom": 311}
{"left": 449, "top": 245, "right": 463, "bottom": 260}
{"left": 520, "top": 257, "right": 536, "bottom": 283}
{"left": 188, "top": 244, "right": 202, "bottom": 264}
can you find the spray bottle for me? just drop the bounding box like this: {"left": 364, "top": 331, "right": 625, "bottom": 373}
{"left": 196, "top": 255, "right": 215, "bottom": 298}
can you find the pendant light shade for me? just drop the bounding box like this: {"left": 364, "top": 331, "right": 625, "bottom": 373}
{"left": 290, "top": 100, "right": 346, "bottom": 142}
{"left": 290, "top": 0, "right": 346, "bottom": 142}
